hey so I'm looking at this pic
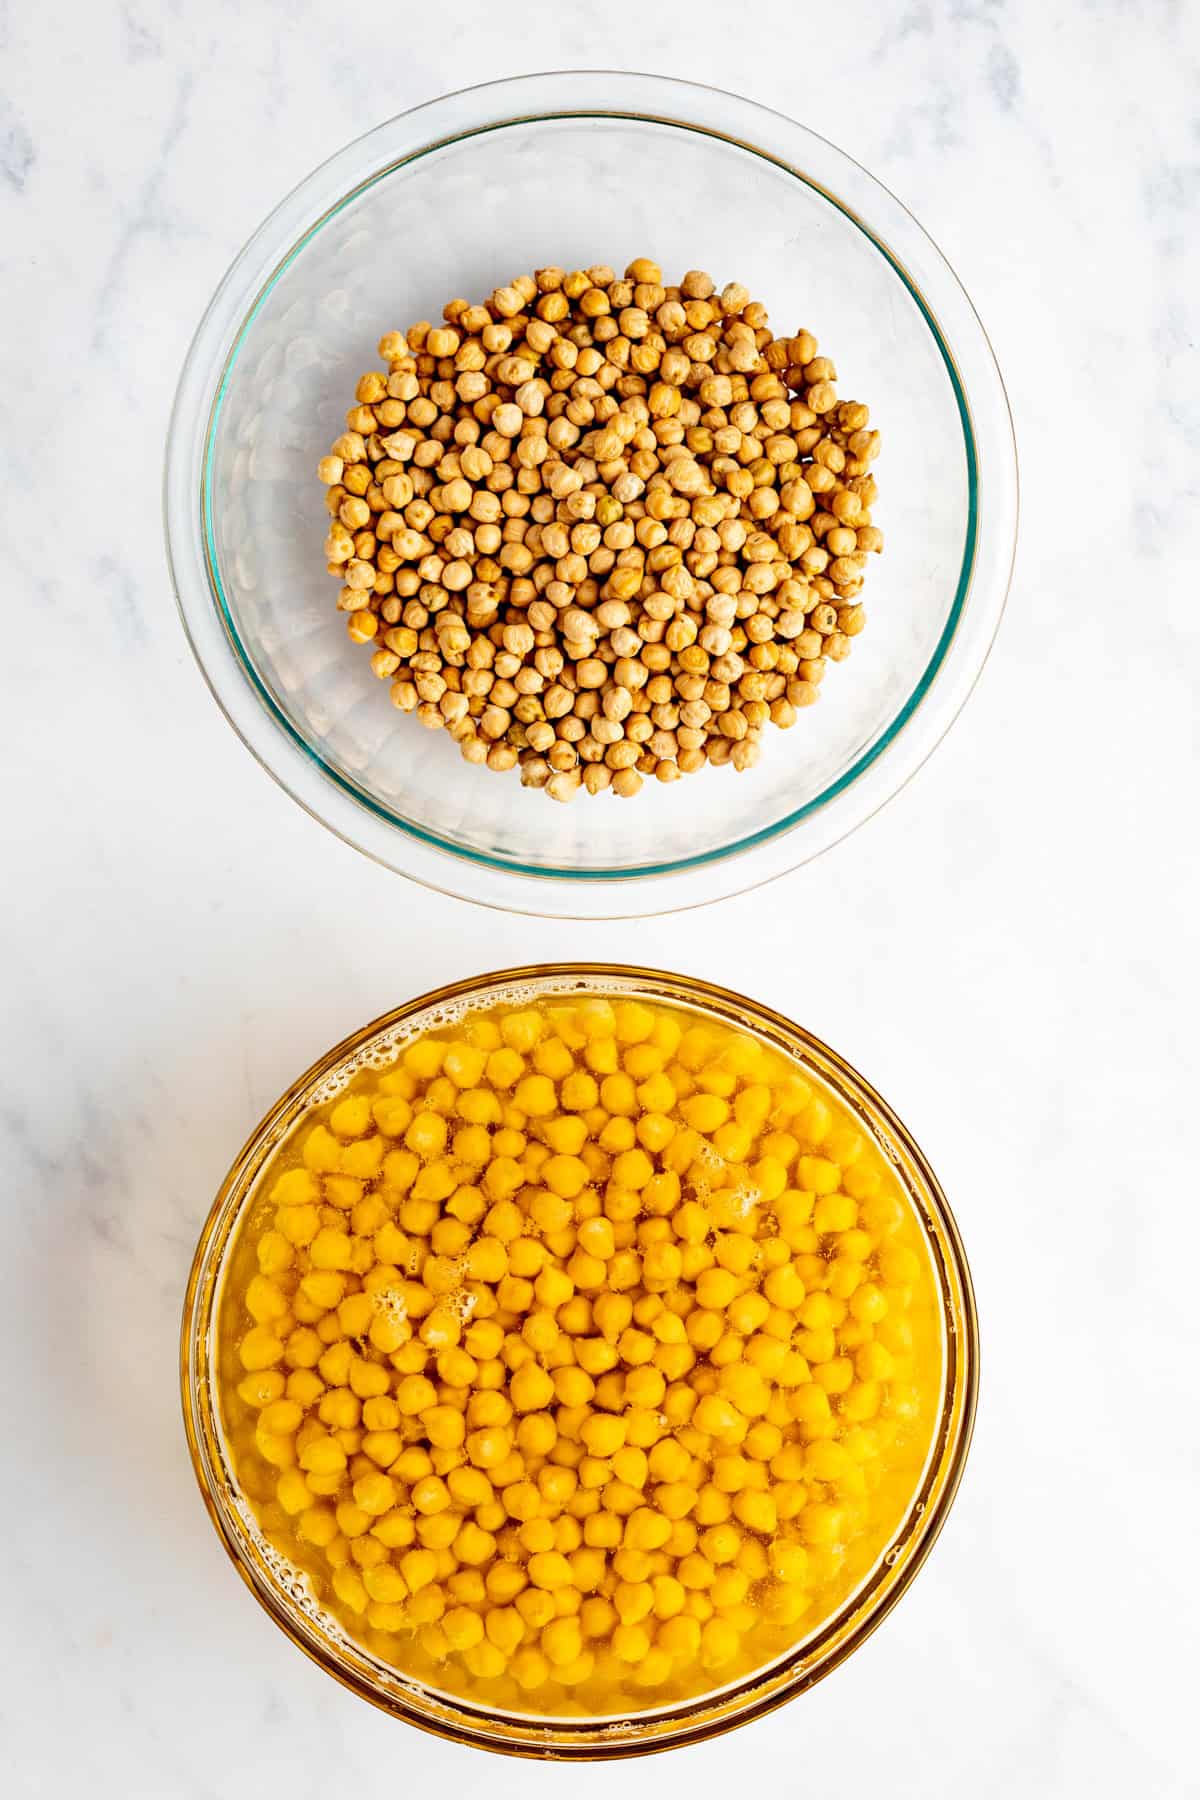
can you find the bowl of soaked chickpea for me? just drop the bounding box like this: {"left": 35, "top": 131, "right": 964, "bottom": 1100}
{"left": 165, "top": 71, "right": 1017, "bottom": 917}
{"left": 182, "top": 965, "right": 977, "bottom": 1755}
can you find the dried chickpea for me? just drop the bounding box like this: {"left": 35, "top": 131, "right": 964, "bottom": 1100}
{"left": 318, "top": 266, "right": 880, "bottom": 797}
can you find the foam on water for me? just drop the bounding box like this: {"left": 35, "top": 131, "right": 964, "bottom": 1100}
{"left": 372, "top": 1287, "right": 409, "bottom": 1328}
{"left": 225, "top": 1480, "right": 349, "bottom": 1643}
{"left": 304, "top": 973, "right": 700, "bottom": 1106}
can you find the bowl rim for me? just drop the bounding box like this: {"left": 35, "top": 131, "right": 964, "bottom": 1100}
{"left": 165, "top": 72, "right": 1018, "bottom": 915}
{"left": 180, "top": 962, "right": 980, "bottom": 1757}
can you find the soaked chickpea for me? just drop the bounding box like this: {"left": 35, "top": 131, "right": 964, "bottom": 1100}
{"left": 318, "top": 261, "right": 882, "bottom": 801}
{"left": 218, "top": 993, "right": 939, "bottom": 1717}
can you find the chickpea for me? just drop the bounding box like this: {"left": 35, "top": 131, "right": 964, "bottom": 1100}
{"left": 227, "top": 987, "right": 937, "bottom": 1719}
{"left": 319, "top": 267, "right": 880, "bottom": 798}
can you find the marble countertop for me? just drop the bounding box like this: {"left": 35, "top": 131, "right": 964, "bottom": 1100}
{"left": 4, "top": 3, "right": 1198, "bottom": 1794}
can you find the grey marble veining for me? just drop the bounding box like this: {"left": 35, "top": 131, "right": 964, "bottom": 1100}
{"left": 2, "top": 3, "right": 1198, "bottom": 1795}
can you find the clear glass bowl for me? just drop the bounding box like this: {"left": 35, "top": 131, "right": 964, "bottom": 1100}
{"left": 165, "top": 73, "right": 1017, "bottom": 917}
{"left": 181, "top": 964, "right": 978, "bottom": 1757}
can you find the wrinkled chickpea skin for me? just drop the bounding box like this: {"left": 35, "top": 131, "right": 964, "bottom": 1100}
{"left": 318, "top": 262, "right": 882, "bottom": 800}
{"left": 220, "top": 995, "right": 940, "bottom": 1717}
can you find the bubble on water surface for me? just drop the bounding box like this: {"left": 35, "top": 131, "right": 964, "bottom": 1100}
{"left": 373, "top": 1287, "right": 409, "bottom": 1327}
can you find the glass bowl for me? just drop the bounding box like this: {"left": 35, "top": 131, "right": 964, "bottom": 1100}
{"left": 164, "top": 71, "right": 1017, "bottom": 919}
{"left": 181, "top": 964, "right": 978, "bottom": 1757}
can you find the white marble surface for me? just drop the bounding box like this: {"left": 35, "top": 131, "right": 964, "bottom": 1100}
{"left": 4, "top": 3, "right": 1199, "bottom": 1794}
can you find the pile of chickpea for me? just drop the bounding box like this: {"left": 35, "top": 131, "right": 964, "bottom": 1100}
{"left": 317, "top": 260, "right": 882, "bottom": 801}
{"left": 220, "top": 995, "right": 938, "bottom": 1715}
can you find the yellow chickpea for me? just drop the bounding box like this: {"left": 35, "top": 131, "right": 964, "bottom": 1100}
{"left": 219, "top": 993, "right": 939, "bottom": 1717}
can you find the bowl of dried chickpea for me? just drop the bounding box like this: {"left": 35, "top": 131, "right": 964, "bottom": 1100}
{"left": 166, "top": 72, "right": 1016, "bottom": 915}
{"left": 182, "top": 964, "right": 977, "bottom": 1756}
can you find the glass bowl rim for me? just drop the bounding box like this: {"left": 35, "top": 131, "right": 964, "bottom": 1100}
{"left": 163, "top": 70, "right": 1018, "bottom": 916}
{"left": 180, "top": 962, "right": 979, "bottom": 1758}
